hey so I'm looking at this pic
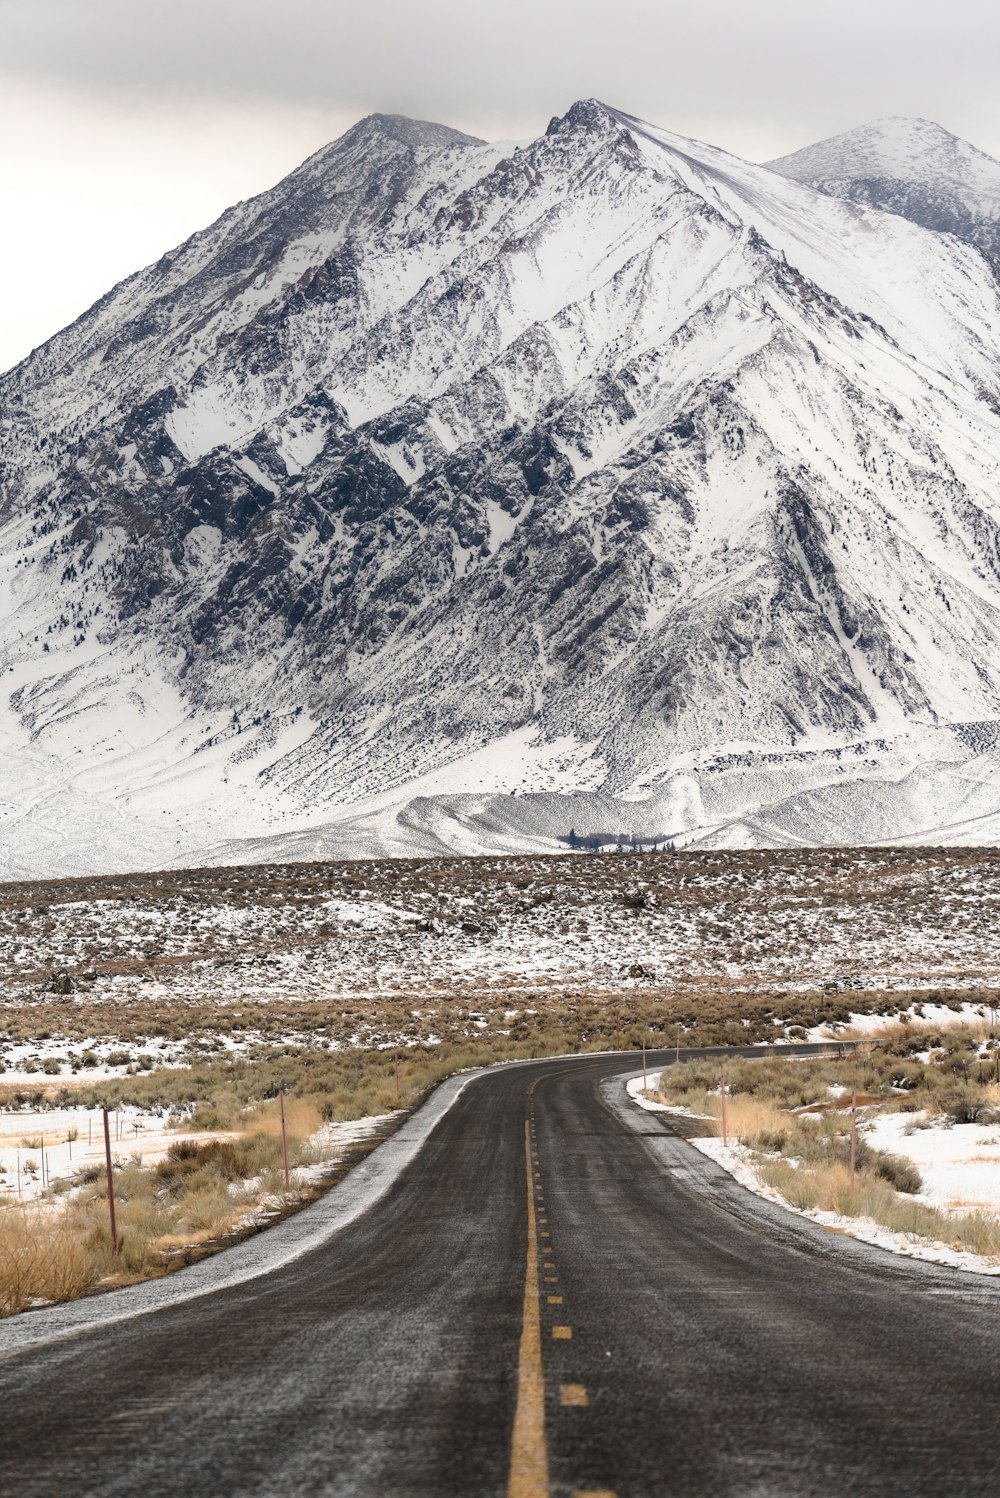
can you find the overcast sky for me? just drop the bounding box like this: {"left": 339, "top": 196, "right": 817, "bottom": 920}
{"left": 2, "top": 0, "right": 999, "bottom": 372}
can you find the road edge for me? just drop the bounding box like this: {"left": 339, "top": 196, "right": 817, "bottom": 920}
{"left": 0, "top": 1063, "right": 496, "bottom": 1357}
{"left": 607, "top": 1069, "right": 1000, "bottom": 1302}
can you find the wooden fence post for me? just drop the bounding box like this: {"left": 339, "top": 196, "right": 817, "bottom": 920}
{"left": 103, "top": 1108, "right": 119, "bottom": 1256}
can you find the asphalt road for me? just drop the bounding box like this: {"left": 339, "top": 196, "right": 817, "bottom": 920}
{"left": 2, "top": 1047, "right": 1000, "bottom": 1497}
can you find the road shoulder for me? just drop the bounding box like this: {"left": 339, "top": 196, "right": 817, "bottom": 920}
{"left": 606, "top": 1070, "right": 1000, "bottom": 1306}
{"left": 0, "top": 1066, "right": 486, "bottom": 1358}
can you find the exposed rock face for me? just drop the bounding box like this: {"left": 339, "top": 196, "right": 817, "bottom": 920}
{"left": 5, "top": 102, "right": 1000, "bottom": 873}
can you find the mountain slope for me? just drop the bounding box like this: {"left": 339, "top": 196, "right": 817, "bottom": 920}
{"left": 4, "top": 102, "right": 1000, "bottom": 874}
{"left": 767, "top": 117, "right": 1000, "bottom": 258}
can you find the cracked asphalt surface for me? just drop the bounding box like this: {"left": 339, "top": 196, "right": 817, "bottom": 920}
{"left": 2, "top": 1047, "right": 1000, "bottom": 1497}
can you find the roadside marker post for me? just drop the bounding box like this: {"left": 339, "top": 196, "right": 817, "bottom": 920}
{"left": 394, "top": 1055, "right": 401, "bottom": 1106}
{"left": 850, "top": 1089, "right": 858, "bottom": 1190}
{"left": 676, "top": 1025, "right": 681, "bottom": 1065}
{"left": 642, "top": 1045, "right": 647, "bottom": 1092}
{"left": 102, "top": 1108, "right": 119, "bottom": 1257}
{"left": 615, "top": 1005, "right": 620, "bottom": 1052}
{"left": 279, "top": 1088, "right": 290, "bottom": 1187}
{"left": 721, "top": 1062, "right": 729, "bottom": 1148}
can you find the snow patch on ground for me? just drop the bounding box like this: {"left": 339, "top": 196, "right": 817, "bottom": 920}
{"left": 863, "top": 1109, "right": 1000, "bottom": 1214}
{"left": 0, "top": 1105, "right": 395, "bottom": 1205}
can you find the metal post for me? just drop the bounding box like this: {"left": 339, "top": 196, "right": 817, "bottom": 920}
{"left": 279, "top": 1088, "right": 290, "bottom": 1187}
{"left": 394, "top": 1055, "right": 401, "bottom": 1106}
{"left": 676, "top": 1025, "right": 681, "bottom": 1065}
{"left": 615, "top": 1006, "right": 620, "bottom": 1052}
{"left": 850, "top": 1088, "right": 858, "bottom": 1190}
{"left": 721, "top": 1061, "right": 729, "bottom": 1148}
{"left": 642, "top": 1045, "right": 647, "bottom": 1092}
{"left": 16, "top": 1147, "right": 21, "bottom": 1200}
{"left": 102, "top": 1108, "right": 119, "bottom": 1256}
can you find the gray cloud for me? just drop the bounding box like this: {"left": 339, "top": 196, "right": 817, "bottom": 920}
{"left": 5, "top": 0, "right": 1000, "bottom": 158}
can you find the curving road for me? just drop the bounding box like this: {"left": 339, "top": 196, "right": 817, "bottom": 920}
{"left": 2, "top": 1048, "right": 1000, "bottom": 1497}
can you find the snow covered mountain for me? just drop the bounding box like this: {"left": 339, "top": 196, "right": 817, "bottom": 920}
{"left": 767, "top": 117, "right": 1000, "bottom": 259}
{"left": 5, "top": 100, "right": 1000, "bottom": 875}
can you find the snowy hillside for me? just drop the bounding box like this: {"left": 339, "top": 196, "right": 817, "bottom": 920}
{"left": 4, "top": 100, "right": 1000, "bottom": 875}
{"left": 767, "top": 117, "right": 1000, "bottom": 258}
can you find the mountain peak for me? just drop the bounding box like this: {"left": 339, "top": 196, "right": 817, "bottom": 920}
{"left": 767, "top": 115, "right": 1000, "bottom": 195}
{"left": 7, "top": 98, "right": 1000, "bottom": 871}
{"left": 545, "top": 98, "right": 622, "bottom": 138}
{"left": 327, "top": 111, "right": 484, "bottom": 156}
{"left": 767, "top": 115, "right": 1000, "bottom": 256}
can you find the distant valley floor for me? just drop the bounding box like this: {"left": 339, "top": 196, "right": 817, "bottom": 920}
{"left": 2, "top": 847, "right": 999, "bottom": 1084}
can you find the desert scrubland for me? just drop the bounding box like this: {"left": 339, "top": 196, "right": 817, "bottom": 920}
{"left": 3, "top": 845, "right": 1000, "bottom": 1310}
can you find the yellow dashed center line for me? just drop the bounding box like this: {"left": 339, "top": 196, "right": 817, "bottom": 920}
{"left": 511, "top": 1081, "right": 608, "bottom": 1497}
{"left": 507, "top": 1119, "right": 549, "bottom": 1498}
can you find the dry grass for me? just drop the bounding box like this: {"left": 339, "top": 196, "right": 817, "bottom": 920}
{"left": 709, "top": 1094, "right": 796, "bottom": 1150}
{"left": 0, "top": 1207, "right": 108, "bottom": 1315}
{"left": 757, "top": 1158, "right": 1000, "bottom": 1257}
{"left": 656, "top": 1039, "right": 1000, "bottom": 1121}
{"left": 0, "top": 1114, "right": 329, "bottom": 1316}
{"left": 247, "top": 1094, "right": 325, "bottom": 1140}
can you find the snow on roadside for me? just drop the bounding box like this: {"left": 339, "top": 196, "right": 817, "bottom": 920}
{"left": 625, "top": 1074, "right": 712, "bottom": 1121}
{"left": 0, "top": 1104, "right": 176, "bottom": 1203}
{"left": 627, "top": 1072, "right": 1000, "bottom": 1277}
{"left": 807, "top": 1000, "right": 994, "bottom": 1040}
{"left": 292, "top": 1113, "right": 397, "bottom": 1189}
